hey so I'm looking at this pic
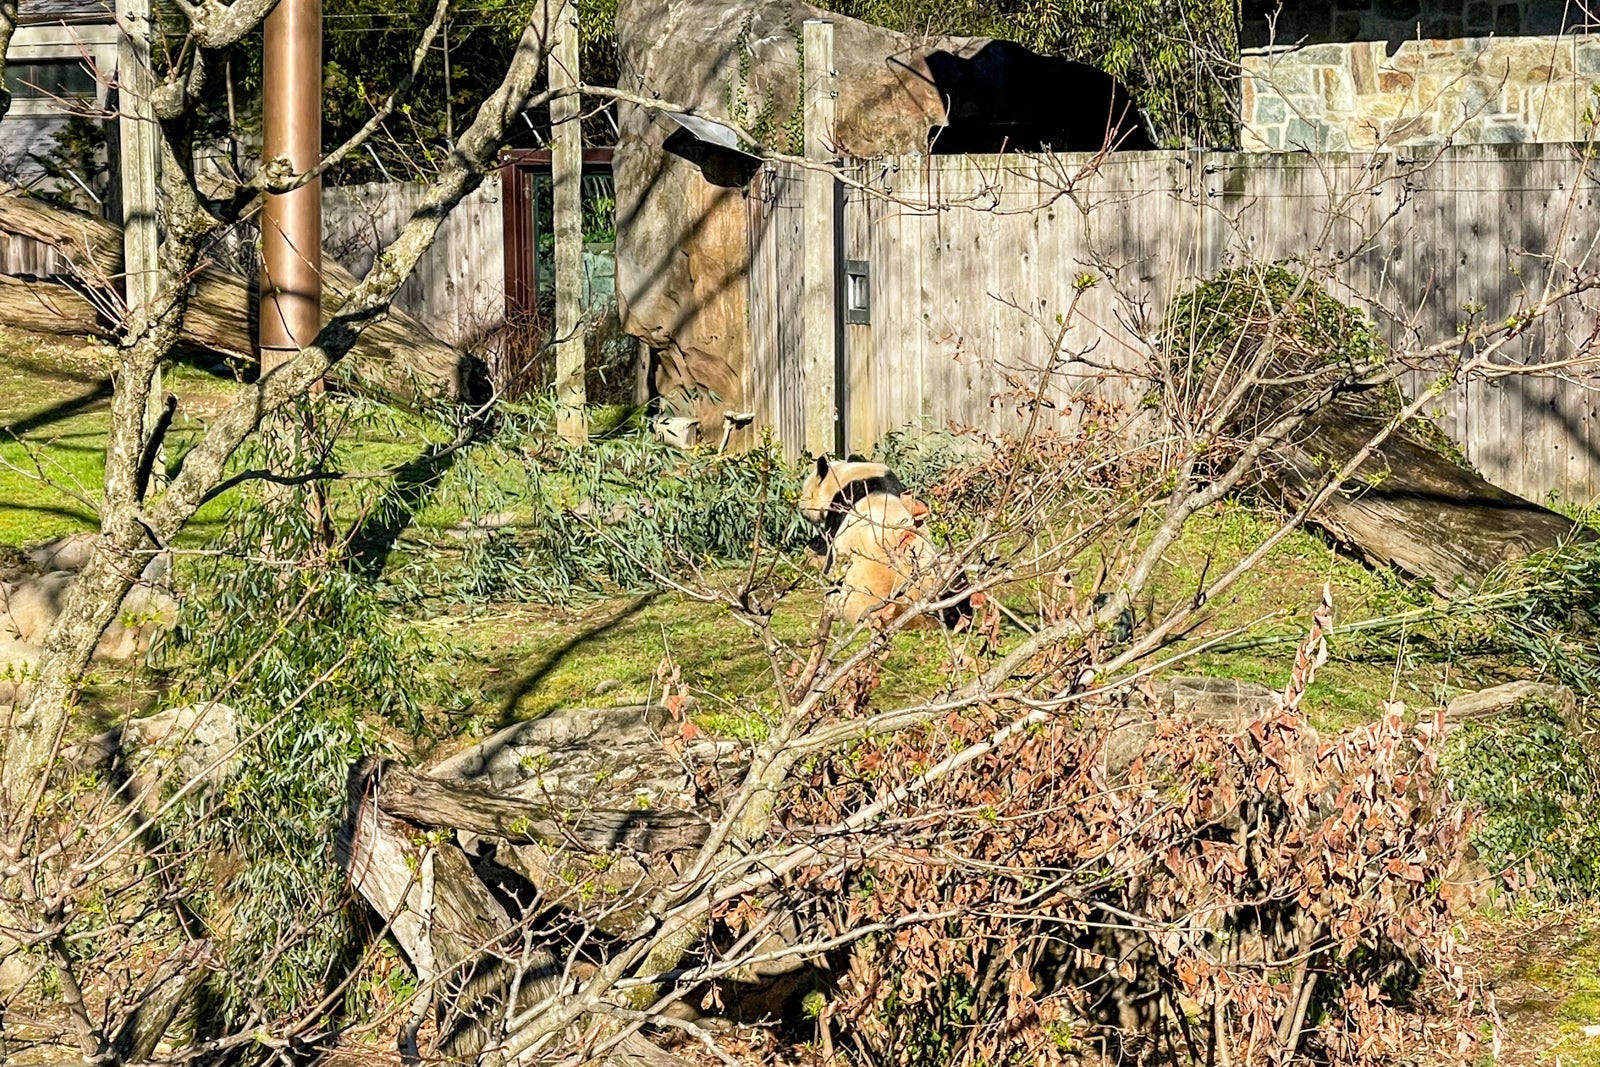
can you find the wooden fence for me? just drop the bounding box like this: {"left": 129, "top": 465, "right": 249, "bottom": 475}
{"left": 747, "top": 143, "right": 1600, "bottom": 503}
{"left": 322, "top": 176, "right": 505, "bottom": 350}
{"left": 0, "top": 177, "right": 506, "bottom": 351}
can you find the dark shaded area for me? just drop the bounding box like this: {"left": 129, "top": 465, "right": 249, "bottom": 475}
{"left": 493, "top": 593, "right": 657, "bottom": 726}
{"left": 1241, "top": 0, "right": 1600, "bottom": 50}
{"left": 346, "top": 437, "right": 479, "bottom": 579}
{"left": 925, "top": 42, "right": 1155, "bottom": 153}
{"left": 454, "top": 352, "right": 494, "bottom": 408}
{"left": 1, "top": 377, "right": 111, "bottom": 438}
{"left": 662, "top": 126, "right": 764, "bottom": 188}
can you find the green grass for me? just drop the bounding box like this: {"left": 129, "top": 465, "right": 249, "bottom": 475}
{"left": 415, "top": 500, "right": 1451, "bottom": 744}
{"left": 0, "top": 340, "right": 112, "bottom": 544}
{"left": 0, "top": 332, "right": 1524, "bottom": 738}
{"left": 0, "top": 331, "right": 481, "bottom": 550}
{"left": 0, "top": 334, "right": 250, "bottom": 547}
{"left": 424, "top": 581, "right": 973, "bottom": 741}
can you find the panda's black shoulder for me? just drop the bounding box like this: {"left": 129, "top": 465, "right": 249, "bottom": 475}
{"left": 835, "top": 470, "right": 906, "bottom": 509}
{"left": 862, "top": 469, "right": 906, "bottom": 496}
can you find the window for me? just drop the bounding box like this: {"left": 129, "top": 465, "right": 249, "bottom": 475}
{"left": 4, "top": 60, "right": 97, "bottom": 103}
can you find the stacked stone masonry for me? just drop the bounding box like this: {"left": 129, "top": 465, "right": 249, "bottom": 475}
{"left": 1242, "top": 33, "right": 1600, "bottom": 150}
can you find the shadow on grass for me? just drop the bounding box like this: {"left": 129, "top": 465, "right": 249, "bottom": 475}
{"left": 2, "top": 378, "right": 112, "bottom": 438}
{"left": 494, "top": 592, "right": 659, "bottom": 727}
{"left": 346, "top": 435, "right": 480, "bottom": 580}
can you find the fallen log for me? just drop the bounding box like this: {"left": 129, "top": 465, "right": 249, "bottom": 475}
{"left": 375, "top": 761, "right": 711, "bottom": 854}
{"left": 1273, "top": 395, "right": 1586, "bottom": 594}
{"left": 0, "top": 192, "right": 121, "bottom": 278}
{"left": 1174, "top": 267, "right": 1589, "bottom": 594}
{"left": 0, "top": 193, "right": 485, "bottom": 406}
{"left": 0, "top": 271, "right": 101, "bottom": 335}
{"left": 339, "top": 756, "right": 699, "bottom": 1066}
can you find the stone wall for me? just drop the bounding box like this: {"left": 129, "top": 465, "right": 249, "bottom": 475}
{"left": 1241, "top": 34, "right": 1600, "bottom": 150}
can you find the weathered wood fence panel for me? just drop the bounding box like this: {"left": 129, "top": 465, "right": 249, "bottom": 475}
{"left": 747, "top": 166, "right": 806, "bottom": 448}
{"left": 322, "top": 176, "right": 505, "bottom": 351}
{"left": 750, "top": 143, "right": 1600, "bottom": 502}
{"left": 0, "top": 178, "right": 506, "bottom": 353}
{"left": 0, "top": 232, "right": 68, "bottom": 276}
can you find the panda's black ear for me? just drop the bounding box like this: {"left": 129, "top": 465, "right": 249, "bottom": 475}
{"left": 815, "top": 454, "right": 830, "bottom": 477}
{"left": 846, "top": 452, "right": 867, "bottom": 463}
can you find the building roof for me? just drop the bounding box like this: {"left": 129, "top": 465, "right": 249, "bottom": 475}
{"left": 19, "top": 0, "right": 114, "bottom": 26}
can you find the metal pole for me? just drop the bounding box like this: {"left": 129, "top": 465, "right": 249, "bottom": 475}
{"left": 261, "top": 0, "right": 326, "bottom": 540}
{"left": 261, "top": 0, "right": 323, "bottom": 372}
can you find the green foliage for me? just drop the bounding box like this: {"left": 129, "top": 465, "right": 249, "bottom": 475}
{"left": 583, "top": 189, "right": 617, "bottom": 244}
{"left": 1166, "top": 262, "right": 1387, "bottom": 376}
{"left": 1165, "top": 263, "right": 1470, "bottom": 467}
{"left": 714, "top": 13, "right": 807, "bottom": 154}
{"left": 1444, "top": 699, "right": 1600, "bottom": 897}
{"left": 176, "top": 0, "right": 621, "bottom": 185}
{"left": 1466, "top": 541, "right": 1600, "bottom": 695}
{"left": 387, "top": 417, "right": 814, "bottom": 604}
{"left": 161, "top": 483, "right": 429, "bottom": 1021}
{"left": 820, "top": 0, "right": 1238, "bottom": 147}
{"left": 863, "top": 966, "right": 981, "bottom": 1067}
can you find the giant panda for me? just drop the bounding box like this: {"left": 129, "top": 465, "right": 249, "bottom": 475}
{"left": 798, "top": 455, "right": 976, "bottom": 629}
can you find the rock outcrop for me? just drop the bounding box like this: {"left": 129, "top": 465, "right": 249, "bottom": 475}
{"left": 613, "top": 0, "right": 1149, "bottom": 440}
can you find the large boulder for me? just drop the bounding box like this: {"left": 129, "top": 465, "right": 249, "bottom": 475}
{"left": 25, "top": 532, "right": 100, "bottom": 573}
{"left": 613, "top": 0, "right": 1148, "bottom": 440}
{"left": 0, "top": 538, "right": 177, "bottom": 662}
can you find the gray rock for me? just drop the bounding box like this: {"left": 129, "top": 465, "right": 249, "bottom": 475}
{"left": 0, "top": 637, "right": 40, "bottom": 706}
{"left": 614, "top": 0, "right": 970, "bottom": 439}
{"left": 0, "top": 570, "right": 70, "bottom": 642}
{"left": 1153, "top": 675, "right": 1279, "bottom": 724}
{"left": 1444, "top": 680, "right": 1576, "bottom": 723}
{"left": 25, "top": 532, "right": 100, "bottom": 573}
{"left": 1103, "top": 675, "right": 1301, "bottom": 782}
{"left": 0, "top": 569, "right": 177, "bottom": 661}
{"left": 122, "top": 702, "right": 241, "bottom": 785}
{"left": 63, "top": 701, "right": 241, "bottom": 792}
{"left": 0, "top": 937, "right": 33, "bottom": 998}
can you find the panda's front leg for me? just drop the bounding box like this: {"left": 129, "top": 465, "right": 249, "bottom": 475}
{"left": 804, "top": 533, "right": 834, "bottom": 572}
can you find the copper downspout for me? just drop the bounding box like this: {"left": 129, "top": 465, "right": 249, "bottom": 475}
{"left": 260, "top": 0, "right": 322, "bottom": 371}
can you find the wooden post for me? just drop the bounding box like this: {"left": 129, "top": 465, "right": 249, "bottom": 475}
{"left": 551, "top": 0, "right": 587, "bottom": 445}
{"left": 801, "top": 18, "right": 838, "bottom": 459}
{"left": 116, "top": 0, "right": 161, "bottom": 472}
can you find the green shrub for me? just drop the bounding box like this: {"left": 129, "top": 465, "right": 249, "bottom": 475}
{"left": 1444, "top": 699, "right": 1600, "bottom": 897}
{"left": 1164, "top": 263, "right": 1470, "bottom": 469}
{"left": 388, "top": 423, "right": 818, "bottom": 603}
{"left": 161, "top": 488, "right": 429, "bottom": 1023}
